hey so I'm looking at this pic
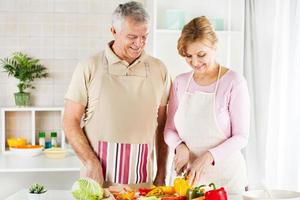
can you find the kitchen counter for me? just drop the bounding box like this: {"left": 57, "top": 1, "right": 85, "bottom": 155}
{"left": 0, "top": 153, "right": 80, "bottom": 172}
{"left": 6, "top": 189, "right": 243, "bottom": 200}
{"left": 5, "top": 189, "right": 74, "bottom": 200}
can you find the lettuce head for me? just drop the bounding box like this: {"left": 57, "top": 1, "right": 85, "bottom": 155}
{"left": 71, "top": 178, "right": 104, "bottom": 200}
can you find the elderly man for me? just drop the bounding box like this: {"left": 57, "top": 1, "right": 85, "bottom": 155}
{"left": 63, "top": 1, "right": 171, "bottom": 188}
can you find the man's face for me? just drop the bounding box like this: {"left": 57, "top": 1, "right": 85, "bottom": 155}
{"left": 111, "top": 17, "right": 149, "bottom": 63}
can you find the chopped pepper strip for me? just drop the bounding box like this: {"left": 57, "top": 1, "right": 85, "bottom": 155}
{"left": 139, "top": 188, "right": 153, "bottom": 196}
{"left": 145, "top": 187, "right": 164, "bottom": 197}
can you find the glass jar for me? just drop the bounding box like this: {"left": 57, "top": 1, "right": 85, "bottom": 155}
{"left": 50, "top": 132, "right": 57, "bottom": 147}
{"left": 38, "top": 132, "right": 45, "bottom": 148}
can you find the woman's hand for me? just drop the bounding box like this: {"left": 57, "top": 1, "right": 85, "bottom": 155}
{"left": 174, "top": 143, "right": 190, "bottom": 174}
{"left": 187, "top": 151, "right": 214, "bottom": 186}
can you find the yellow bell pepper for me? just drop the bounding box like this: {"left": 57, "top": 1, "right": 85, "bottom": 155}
{"left": 160, "top": 186, "right": 175, "bottom": 195}
{"left": 145, "top": 187, "right": 164, "bottom": 197}
{"left": 173, "top": 176, "right": 191, "bottom": 196}
{"left": 116, "top": 191, "right": 135, "bottom": 200}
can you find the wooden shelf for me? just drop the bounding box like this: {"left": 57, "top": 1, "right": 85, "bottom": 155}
{"left": 1, "top": 107, "right": 66, "bottom": 153}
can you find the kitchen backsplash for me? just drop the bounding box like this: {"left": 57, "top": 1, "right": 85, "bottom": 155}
{"left": 0, "top": 0, "right": 146, "bottom": 107}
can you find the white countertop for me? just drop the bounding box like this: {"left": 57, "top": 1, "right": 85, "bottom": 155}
{"left": 0, "top": 153, "right": 80, "bottom": 172}
{"left": 6, "top": 189, "right": 243, "bottom": 200}
{"left": 5, "top": 189, "right": 74, "bottom": 200}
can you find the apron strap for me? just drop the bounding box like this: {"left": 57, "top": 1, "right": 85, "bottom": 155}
{"left": 102, "top": 52, "right": 109, "bottom": 71}
{"left": 184, "top": 72, "right": 194, "bottom": 94}
{"left": 145, "top": 62, "right": 150, "bottom": 78}
{"left": 185, "top": 64, "right": 222, "bottom": 94}
{"left": 214, "top": 64, "right": 222, "bottom": 94}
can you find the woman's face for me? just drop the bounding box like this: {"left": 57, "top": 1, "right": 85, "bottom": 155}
{"left": 184, "top": 40, "right": 216, "bottom": 73}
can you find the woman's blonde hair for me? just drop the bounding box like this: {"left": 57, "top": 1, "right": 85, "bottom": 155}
{"left": 177, "top": 16, "right": 218, "bottom": 57}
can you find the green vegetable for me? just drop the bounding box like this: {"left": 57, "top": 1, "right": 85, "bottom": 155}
{"left": 71, "top": 178, "right": 104, "bottom": 200}
{"left": 193, "top": 185, "right": 206, "bottom": 197}
{"left": 186, "top": 185, "right": 206, "bottom": 200}
{"left": 29, "top": 183, "right": 47, "bottom": 194}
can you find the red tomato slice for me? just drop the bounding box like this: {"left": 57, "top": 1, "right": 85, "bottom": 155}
{"left": 161, "top": 196, "right": 187, "bottom": 200}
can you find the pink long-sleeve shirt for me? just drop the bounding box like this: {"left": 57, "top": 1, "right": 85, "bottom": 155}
{"left": 164, "top": 70, "right": 250, "bottom": 164}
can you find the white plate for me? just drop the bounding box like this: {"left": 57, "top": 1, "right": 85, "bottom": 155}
{"left": 10, "top": 147, "right": 43, "bottom": 157}
{"left": 243, "top": 190, "right": 300, "bottom": 200}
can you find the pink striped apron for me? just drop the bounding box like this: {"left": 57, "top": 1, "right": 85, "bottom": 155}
{"left": 82, "top": 53, "right": 158, "bottom": 187}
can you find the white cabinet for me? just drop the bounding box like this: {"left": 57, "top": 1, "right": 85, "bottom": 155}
{"left": 145, "top": 0, "right": 245, "bottom": 78}
{"left": 0, "top": 107, "right": 80, "bottom": 172}
{"left": 1, "top": 107, "right": 66, "bottom": 153}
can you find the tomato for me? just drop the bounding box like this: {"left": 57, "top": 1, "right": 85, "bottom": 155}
{"left": 139, "top": 188, "right": 153, "bottom": 196}
{"left": 161, "top": 196, "right": 187, "bottom": 200}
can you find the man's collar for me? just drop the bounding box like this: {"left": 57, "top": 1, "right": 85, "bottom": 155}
{"left": 105, "top": 41, "right": 122, "bottom": 66}
{"left": 104, "top": 41, "right": 146, "bottom": 67}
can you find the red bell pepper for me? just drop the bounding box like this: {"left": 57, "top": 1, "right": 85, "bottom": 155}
{"left": 138, "top": 188, "right": 153, "bottom": 196}
{"left": 204, "top": 183, "right": 227, "bottom": 200}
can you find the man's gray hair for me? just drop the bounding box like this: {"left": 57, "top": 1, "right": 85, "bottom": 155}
{"left": 112, "top": 1, "right": 149, "bottom": 31}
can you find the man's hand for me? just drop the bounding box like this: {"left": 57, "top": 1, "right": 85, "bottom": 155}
{"left": 63, "top": 100, "right": 104, "bottom": 185}
{"left": 187, "top": 151, "right": 214, "bottom": 186}
{"left": 153, "top": 173, "right": 166, "bottom": 186}
{"left": 154, "top": 106, "right": 168, "bottom": 186}
{"left": 85, "top": 160, "right": 104, "bottom": 185}
{"left": 174, "top": 143, "right": 189, "bottom": 174}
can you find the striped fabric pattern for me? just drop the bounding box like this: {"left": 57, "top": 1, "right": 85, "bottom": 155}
{"left": 98, "top": 141, "right": 149, "bottom": 184}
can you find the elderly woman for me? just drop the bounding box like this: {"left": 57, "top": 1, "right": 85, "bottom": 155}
{"left": 164, "top": 16, "right": 250, "bottom": 194}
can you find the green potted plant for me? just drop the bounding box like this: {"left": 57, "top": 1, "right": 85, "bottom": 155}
{"left": 28, "top": 183, "right": 47, "bottom": 200}
{"left": 0, "top": 52, "right": 49, "bottom": 106}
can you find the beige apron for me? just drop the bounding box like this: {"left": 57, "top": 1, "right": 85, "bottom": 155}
{"left": 173, "top": 67, "right": 248, "bottom": 194}
{"left": 82, "top": 54, "right": 158, "bottom": 188}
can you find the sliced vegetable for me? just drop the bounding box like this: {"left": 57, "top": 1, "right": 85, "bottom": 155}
{"left": 14, "top": 145, "right": 41, "bottom": 149}
{"left": 145, "top": 187, "right": 164, "bottom": 197}
{"left": 161, "top": 196, "right": 187, "bottom": 200}
{"left": 139, "top": 188, "right": 153, "bottom": 196}
{"left": 139, "top": 196, "right": 159, "bottom": 200}
{"left": 115, "top": 191, "right": 135, "bottom": 200}
{"left": 160, "top": 186, "right": 175, "bottom": 195}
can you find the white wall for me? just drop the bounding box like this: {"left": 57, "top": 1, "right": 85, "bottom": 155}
{"left": 0, "top": 0, "right": 119, "bottom": 107}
